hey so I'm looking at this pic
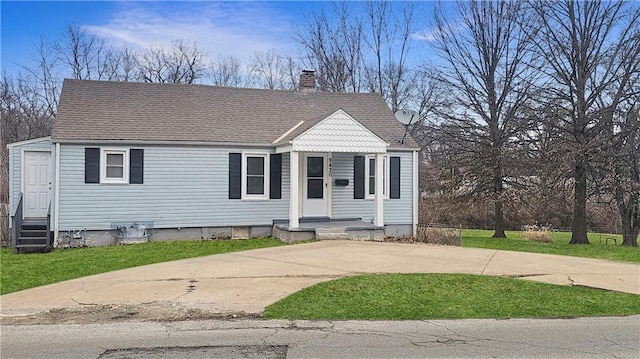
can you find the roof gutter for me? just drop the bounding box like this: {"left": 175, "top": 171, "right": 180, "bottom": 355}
{"left": 51, "top": 138, "right": 421, "bottom": 151}
{"left": 51, "top": 139, "right": 278, "bottom": 148}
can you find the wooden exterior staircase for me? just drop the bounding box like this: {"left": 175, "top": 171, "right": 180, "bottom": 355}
{"left": 11, "top": 193, "right": 53, "bottom": 253}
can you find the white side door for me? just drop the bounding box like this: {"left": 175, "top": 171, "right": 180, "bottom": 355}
{"left": 302, "top": 154, "right": 328, "bottom": 217}
{"left": 23, "top": 151, "right": 51, "bottom": 218}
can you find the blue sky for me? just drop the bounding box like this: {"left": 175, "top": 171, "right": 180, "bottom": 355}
{"left": 1, "top": 1, "right": 446, "bottom": 78}
{"left": 1, "top": 1, "right": 340, "bottom": 76}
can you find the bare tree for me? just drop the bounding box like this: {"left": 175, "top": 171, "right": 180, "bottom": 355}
{"left": 605, "top": 17, "right": 640, "bottom": 247}
{"left": 53, "top": 25, "right": 123, "bottom": 81}
{"left": 117, "top": 46, "right": 140, "bottom": 82}
{"left": 18, "top": 38, "right": 61, "bottom": 118}
{"left": 209, "top": 55, "right": 245, "bottom": 87}
{"left": 138, "top": 40, "right": 208, "bottom": 84}
{"left": 248, "top": 49, "right": 300, "bottom": 90}
{"left": 293, "top": 2, "right": 364, "bottom": 92}
{"left": 363, "top": 1, "right": 416, "bottom": 112}
{"left": 613, "top": 104, "right": 640, "bottom": 246}
{"left": 531, "top": 0, "right": 640, "bottom": 244}
{"left": 428, "top": 0, "right": 537, "bottom": 237}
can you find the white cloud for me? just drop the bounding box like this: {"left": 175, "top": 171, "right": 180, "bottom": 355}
{"left": 412, "top": 19, "right": 468, "bottom": 44}
{"left": 411, "top": 29, "right": 438, "bottom": 42}
{"left": 84, "top": 2, "right": 296, "bottom": 61}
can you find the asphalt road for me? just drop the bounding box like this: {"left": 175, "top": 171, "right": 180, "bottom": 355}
{"left": 2, "top": 316, "right": 639, "bottom": 358}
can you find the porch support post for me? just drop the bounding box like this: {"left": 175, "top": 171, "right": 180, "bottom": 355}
{"left": 374, "top": 153, "right": 384, "bottom": 226}
{"left": 289, "top": 151, "right": 299, "bottom": 229}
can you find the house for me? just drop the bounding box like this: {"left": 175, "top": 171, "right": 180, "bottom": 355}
{"left": 7, "top": 71, "right": 420, "bottom": 251}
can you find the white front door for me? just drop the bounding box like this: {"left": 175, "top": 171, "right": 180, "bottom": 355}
{"left": 302, "top": 154, "right": 328, "bottom": 217}
{"left": 23, "top": 151, "right": 51, "bottom": 218}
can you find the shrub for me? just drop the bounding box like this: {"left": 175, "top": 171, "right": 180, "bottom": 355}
{"left": 522, "top": 224, "right": 553, "bottom": 243}
{"left": 416, "top": 225, "right": 461, "bottom": 246}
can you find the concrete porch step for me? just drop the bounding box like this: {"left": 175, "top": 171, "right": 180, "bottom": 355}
{"left": 315, "top": 227, "right": 350, "bottom": 240}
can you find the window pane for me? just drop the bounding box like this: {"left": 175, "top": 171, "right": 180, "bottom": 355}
{"left": 307, "top": 157, "right": 323, "bottom": 177}
{"left": 369, "top": 158, "right": 375, "bottom": 176}
{"left": 369, "top": 177, "right": 375, "bottom": 195}
{"left": 247, "top": 176, "right": 264, "bottom": 194}
{"left": 107, "top": 166, "right": 124, "bottom": 178}
{"left": 308, "top": 179, "right": 323, "bottom": 198}
{"left": 107, "top": 153, "right": 123, "bottom": 166}
{"left": 247, "top": 157, "right": 264, "bottom": 176}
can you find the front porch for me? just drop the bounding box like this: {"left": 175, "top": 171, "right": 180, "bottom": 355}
{"left": 272, "top": 217, "right": 385, "bottom": 243}
{"left": 274, "top": 109, "right": 390, "bottom": 232}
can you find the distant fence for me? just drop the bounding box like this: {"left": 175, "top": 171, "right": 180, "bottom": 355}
{"left": 416, "top": 223, "right": 462, "bottom": 246}
{"left": 416, "top": 224, "right": 623, "bottom": 247}
{"left": 553, "top": 227, "right": 622, "bottom": 235}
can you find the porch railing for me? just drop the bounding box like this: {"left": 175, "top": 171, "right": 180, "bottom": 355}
{"left": 10, "top": 192, "right": 23, "bottom": 254}
{"left": 46, "top": 202, "right": 52, "bottom": 251}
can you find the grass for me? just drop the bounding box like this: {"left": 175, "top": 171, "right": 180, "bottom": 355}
{"left": 0, "top": 238, "right": 284, "bottom": 295}
{"left": 462, "top": 229, "right": 639, "bottom": 263}
{"left": 263, "top": 273, "right": 640, "bottom": 320}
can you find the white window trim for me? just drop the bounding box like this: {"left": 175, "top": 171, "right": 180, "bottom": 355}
{"left": 365, "top": 155, "right": 389, "bottom": 200}
{"left": 100, "top": 148, "right": 129, "bottom": 184}
{"left": 241, "top": 152, "right": 270, "bottom": 200}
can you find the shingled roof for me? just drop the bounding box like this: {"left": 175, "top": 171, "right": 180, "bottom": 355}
{"left": 52, "top": 79, "right": 419, "bottom": 149}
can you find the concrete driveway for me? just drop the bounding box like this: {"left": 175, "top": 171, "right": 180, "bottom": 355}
{"left": 1, "top": 240, "right": 639, "bottom": 322}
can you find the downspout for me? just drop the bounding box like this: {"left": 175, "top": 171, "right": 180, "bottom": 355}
{"left": 7, "top": 144, "right": 13, "bottom": 229}
{"left": 412, "top": 150, "right": 418, "bottom": 237}
{"left": 54, "top": 143, "right": 60, "bottom": 247}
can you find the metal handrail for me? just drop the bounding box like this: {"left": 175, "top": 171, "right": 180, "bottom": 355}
{"left": 46, "top": 202, "right": 52, "bottom": 251}
{"left": 11, "top": 193, "right": 23, "bottom": 254}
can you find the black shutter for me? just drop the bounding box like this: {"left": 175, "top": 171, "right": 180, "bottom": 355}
{"left": 85, "top": 148, "right": 100, "bottom": 184}
{"left": 270, "top": 154, "right": 282, "bottom": 199}
{"left": 354, "top": 156, "right": 365, "bottom": 199}
{"left": 390, "top": 156, "right": 401, "bottom": 199}
{"left": 129, "top": 149, "right": 144, "bottom": 184}
{"left": 229, "top": 153, "right": 241, "bottom": 199}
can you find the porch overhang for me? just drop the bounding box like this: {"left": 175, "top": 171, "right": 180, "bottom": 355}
{"left": 274, "top": 109, "right": 388, "bottom": 154}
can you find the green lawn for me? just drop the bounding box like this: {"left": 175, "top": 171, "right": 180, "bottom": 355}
{"left": 263, "top": 273, "right": 640, "bottom": 320}
{"left": 0, "top": 238, "right": 284, "bottom": 295}
{"left": 462, "top": 230, "right": 639, "bottom": 263}
{"left": 1, "top": 230, "right": 637, "bottom": 298}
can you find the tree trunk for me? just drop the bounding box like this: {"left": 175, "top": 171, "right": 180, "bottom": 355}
{"left": 570, "top": 158, "right": 589, "bottom": 244}
{"left": 492, "top": 200, "right": 506, "bottom": 238}
{"left": 621, "top": 222, "right": 639, "bottom": 247}
{"left": 620, "top": 194, "right": 639, "bottom": 247}
{"left": 492, "top": 167, "right": 506, "bottom": 238}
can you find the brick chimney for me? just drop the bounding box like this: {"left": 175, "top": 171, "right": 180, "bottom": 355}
{"left": 299, "top": 70, "right": 316, "bottom": 92}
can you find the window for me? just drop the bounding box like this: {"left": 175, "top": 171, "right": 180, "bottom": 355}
{"left": 229, "top": 153, "right": 281, "bottom": 200}
{"left": 100, "top": 149, "right": 129, "bottom": 184}
{"left": 86, "top": 148, "right": 143, "bottom": 184}
{"left": 307, "top": 156, "right": 324, "bottom": 199}
{"left": 365, "top": 155, "right": 389, "bottom": 199}
{"left": 354, "top": 155, "right": 400, "bottom": 200}
{"left": 242, "top": 153, "right": 269, "bottom": 199}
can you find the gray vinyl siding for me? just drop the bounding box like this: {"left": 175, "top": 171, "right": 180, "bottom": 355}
{"left": 384, "top": 152, "right": 414, "bottom": 224}
{"left": 8, "top": 138, "right": 53, "bottom": 213}
{"left": 57, "top": 144, "right": 289, "bottom": 231}
{"left": 56, "top": 143, "right": 413, "bottom": 231}
{"left": 331, "top": 151, "right": 414, "bottom": 224}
